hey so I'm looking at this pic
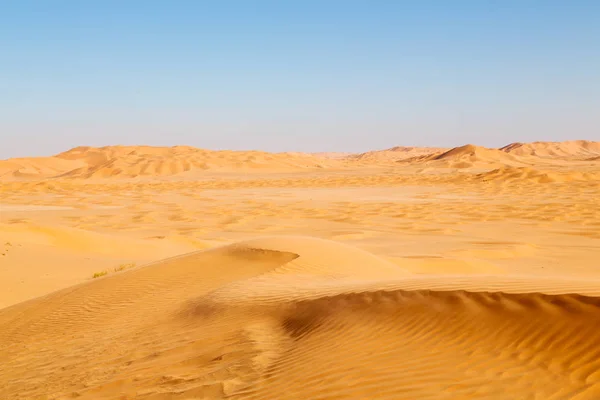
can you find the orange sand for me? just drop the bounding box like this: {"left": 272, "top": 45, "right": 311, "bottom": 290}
{"left": 1, "top": 140, "right": 599, "bottom": 399}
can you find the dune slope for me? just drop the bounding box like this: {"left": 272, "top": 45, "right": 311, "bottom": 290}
{"left": 395, "top": 144, "right": 532, "bottom": 170}
{"left": 349, "top": 146, "right": 447, "bottom": 163}
{"left": 0, "top": 145, "right": 336, "bottom": 180}
{"left": 501, "top": 140, "right": 600, "bottom": 159}
{"left": 1, "top": 237, "right": 600, "bottom": 399}
{"left": 473, "top": 166, "right": 600, "bottom": 183}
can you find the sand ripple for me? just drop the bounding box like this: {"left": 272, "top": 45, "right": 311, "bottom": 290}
{"left": 1, "top": 236, "right": 599, "bottom": 399}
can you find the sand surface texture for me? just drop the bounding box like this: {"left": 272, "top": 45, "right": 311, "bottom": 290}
{"left": 1, "top": 141, "right": 600, "bottom": 399}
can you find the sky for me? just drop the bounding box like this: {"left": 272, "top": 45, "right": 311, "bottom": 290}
{"left": 1, "top": 0, "right": 599, "bottom": 158}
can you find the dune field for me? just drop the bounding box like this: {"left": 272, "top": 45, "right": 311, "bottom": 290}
{"left": 1, "top": 140, "right": 600, "bottom": 399}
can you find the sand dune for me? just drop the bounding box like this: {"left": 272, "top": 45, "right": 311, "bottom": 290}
{"left": 1, "top": 236, "right": 600, "bottom": 399}
{"left": 474, "top": 166, "right": 600, "bottom": 183}
{"left": 0, "top": 145, "right": 337, "bottom": 180}
{"left": 1, "top": 141, "right": 598, "bottom": 180}
{"left": 0, "top": 156, "right": 85, "bottom": 179}
{"left": 349, "top": 146, "right": 446, "bottom": 164}
{"left": 411, "top": 144, "right": 528, "bottom": 170}
{"left": 0, "top": 222, "right": 203, "bottom": 308}
{"left": 60, "top": 146, "right": 334, "bottom": 179}
{"left": 1, "top": 140, "right": 599, "bottom": 399}
{"left": 501, "top": 140, "right": 600, "bottom": 159}
{"left": 311, "top": 151, "right": 355, "bottom": 159}
{"left": 390, "top": 141, "right": 600, "bottom": 172}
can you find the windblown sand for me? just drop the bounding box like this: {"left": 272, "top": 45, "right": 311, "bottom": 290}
{"left": 1, "top": 141, "right": 600, "bottom": 399}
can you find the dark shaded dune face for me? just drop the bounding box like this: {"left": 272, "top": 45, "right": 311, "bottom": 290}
{"left": 1, "top": 237, "right": 600, "bottom": 399}
{"left": 234, "top": 291, "right": 600, "bottom": 399}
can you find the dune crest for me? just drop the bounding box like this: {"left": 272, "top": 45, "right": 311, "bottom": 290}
{"left": 2, "top": 140, "right": 599, "bottom": 180}
{"left": 501, "top": 140, "right": 600, "bottom": 159}
{"left": 349, "top": 146, "right": 447, "bottom": 163}
{"left": 424, "top": 144, "right": 526, "bottom": 168}
{"left": 1, "top": 236, "right": 599, "bottom": 399}
{"left": 0, "top": 145, "right": 337, "bottom": 180}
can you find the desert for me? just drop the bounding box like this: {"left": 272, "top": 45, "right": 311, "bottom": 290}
{"left": 1, "top": 140, "right": 600, "bottom": 399}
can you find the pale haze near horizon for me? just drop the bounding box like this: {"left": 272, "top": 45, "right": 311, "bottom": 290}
{"left": 1, "top": 0, "right": 599, "bottom": 159}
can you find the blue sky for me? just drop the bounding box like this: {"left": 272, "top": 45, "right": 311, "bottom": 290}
{"left": 1, "top": 0, "right": 599, "bottom": 158}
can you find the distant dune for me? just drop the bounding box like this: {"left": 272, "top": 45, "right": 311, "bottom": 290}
{"left": 1, "top": 141, "right": 599, "bottom": 180}
{"left": 1, "top": 236, "right": 599, "bottom": 399}
{"left": 500, "top": 140, "right": 600, "bottom": 159}
{"left": 401, "top": 144, "right": 526, "bottom": 170}
{"left": 350, "top": 146, "right": 446, "bottom": 163}
{"left": 311, "top": 151, "right": 355, "bottom": 159}
{"left": 0, "top": 156, "right": 86, "bottom": 179}
{"left": 0, "top": 145, "right": 337, "bottom": 180}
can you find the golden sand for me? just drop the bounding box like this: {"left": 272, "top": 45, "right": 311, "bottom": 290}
{"left": 1, "top": 141, "right": 599, "bottom": 399}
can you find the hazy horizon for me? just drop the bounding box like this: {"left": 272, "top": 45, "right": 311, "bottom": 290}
{"left": 2, "top": 1, "right": 599, "bottom": 159}
{"left": 3, "top": 138, "right": 600, "bottom": 161}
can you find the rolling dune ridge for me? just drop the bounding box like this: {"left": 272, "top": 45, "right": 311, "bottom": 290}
{"left": 1, "top": 237, "right": 599, "bottom": 399}
{"left": 1, "top": 140, "right": 598, "bottom": 180}
{"left": 0, "top": 145, "right": 339, "bottom": 180}
{"left": 501, "top": 140, "right": 600, "bottom": 159}
{"left": 348, "top": 146, "right": 447, "bottom": 164}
